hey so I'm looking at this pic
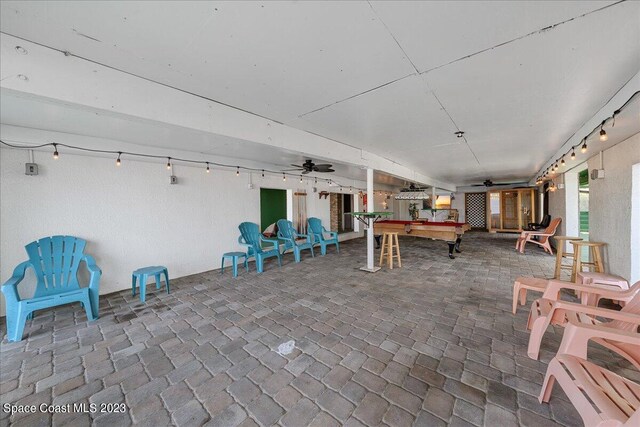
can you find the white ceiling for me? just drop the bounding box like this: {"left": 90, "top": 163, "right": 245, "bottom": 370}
{"left": 1, "top": 0, "right": 638, "bottom": 186}
{"left": 0, "top": 90, "right": 408, "bottom": 187}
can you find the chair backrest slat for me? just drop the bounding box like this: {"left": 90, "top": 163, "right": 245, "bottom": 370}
{"left": 38, "top": 238, "right": 55, "bottom": 290}
{"left": 308, "top": 218, "right": 322, "bottom": 239}
{"left": 25, "top": 235, "right": 86, "bottom": 297}
{"left": 52, "top": 236, "right": 65, "bottom": 288}
{"left": 277, "top": 220, "right": 294, "bottom": 240}
{"left": 239, "top": 222, "right": 263, "bottom": 254}
{"left": 539, "top": 218, "right": 561, "bottom": 243}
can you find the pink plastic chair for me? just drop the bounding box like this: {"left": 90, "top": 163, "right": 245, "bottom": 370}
{"left": 577, "top": 272, "right": 630, "bottom": 306}
{"left": 512, "top": 276, "right": 548, "bottom": 314}
{"left": 527, "top": 285, "right": 640, "bottom": 368}
{"left": 539, "top": 354, "right": 640, "bottom": 426}
{"left": 515, "top": 218, "right": 561, "bottom": 255}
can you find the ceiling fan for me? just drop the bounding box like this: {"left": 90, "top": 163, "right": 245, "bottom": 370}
{"left": 285, "top": 159, "right": 335, "bottom": 174}
{"left": 469, "top": 179, "right": 526, "bottom": 187}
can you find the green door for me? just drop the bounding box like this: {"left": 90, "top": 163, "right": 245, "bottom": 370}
{"left": 260, "top": 188, "right": 287, "bottom": 232}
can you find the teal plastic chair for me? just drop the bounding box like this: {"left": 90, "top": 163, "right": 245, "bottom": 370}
{"left": 1, "top": 236, "right": 101, "bottom": 342}
{"left": 238, "top": 222, "right": 282, "bottom": 273}
{"left": 277, "top": 219, "right": 315, "bottom": 263}
{"left": 307, "top": 217, "right": 340, "bottom": 255}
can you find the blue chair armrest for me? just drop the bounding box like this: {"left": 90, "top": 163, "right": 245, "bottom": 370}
{"left": 295, "top": 233, "right": 312, "bottom": 243}
{"left": 81, "top": 255, "right": 101, "bottom": 319}
{"left": 238, "top": 236, "right": 252, "bottom": 249}
{"left": 261, "top": 237, "right": 281, "bottom": 249}
{"left": 82, "top": 255, "right": 101, "bottom": 275}
{"left": 1, "top": 261, "right": 31, "bottom": 303}
{"left": 323, "top": 228, "right": 338, "bottom": 239}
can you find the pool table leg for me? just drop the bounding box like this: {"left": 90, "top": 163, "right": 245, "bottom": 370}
{"left": 455, "top": 236, "right": 462, "bottom": 253}
{"left": 447, "top": 242, "right": 456, "bottom": 259}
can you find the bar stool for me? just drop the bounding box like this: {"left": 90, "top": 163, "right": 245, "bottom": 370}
{"left": 570, "top": 241, "right": 606, "bottom": 281}
{"left": 379, "top": 232, "right": 401, "bottom": 269}
{"left": 553, "top": 236, "right": 583, "bottom": 281}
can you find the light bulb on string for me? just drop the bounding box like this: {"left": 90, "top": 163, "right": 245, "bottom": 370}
{"left": 300, "top": 175, "right": 303, "bottom": 183}
{"left": 282, "top": 173, "right": 286, "bottom": 181}
{"left": 116, "top": 152, "right": 122, "bottom": 166}
{"left": 206, "top": 162, "right": 210, "bottom": 173}
{"left": 560, "top": 157, "right": 565, "bottom": 166}
{"left": 236, "top": 166, "right": 240, "bottom": 177}
{"left": 314, "top": 177, "right": 317, "bottom": 184}
{"left": 166, "top": 157, "right": 171, "bottom": 169}
{"left": 571, "top": 150, "right": 576, "bottom": 160}
{"left": 599, "top": 121, "right": 608, "bottom": 142}
{"left": 53, "top": 144, "right": 59, "bottom": 159}
{"left": 261, "top": 170, "right": 265, "bottom": 178}
{"left": 581, "top": 139, "right": 587, "bottom": 153}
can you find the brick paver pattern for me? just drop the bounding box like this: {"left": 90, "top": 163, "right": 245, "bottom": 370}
{"left": 1, "top": 233, "right": 637, "bottom": 426}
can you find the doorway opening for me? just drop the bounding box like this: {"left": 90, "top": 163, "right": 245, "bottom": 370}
{"left": 578, "top": 169, "right": 589, "bottom": 241}
{"left": 329, "top": 193, "right": 354, "bottom": 234}
{"left": 260, "top": 188, "right": 287, "bottom": 235}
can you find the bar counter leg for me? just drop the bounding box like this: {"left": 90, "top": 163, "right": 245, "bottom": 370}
{"left": 454, "top": 236, "right": 462, "bottom": 253}
{"left": 447, "top": 242, "right": 456, "bottom": 259}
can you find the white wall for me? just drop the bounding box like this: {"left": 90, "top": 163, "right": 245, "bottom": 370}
{"left": 587, "top": 133, "right": 640, "bottom": 280}
{"left": 548, "top": 169, "right": 582, "bottom": 251}
{"left": 0, "top": 147, "right": 364, "bottom": 316}
{"left": 632, "top": 163, "right": 640, "bottom": 283}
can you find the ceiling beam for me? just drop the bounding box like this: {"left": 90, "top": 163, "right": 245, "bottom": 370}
{"left": 0, "top": 34, "right": 457, "bottom": 191}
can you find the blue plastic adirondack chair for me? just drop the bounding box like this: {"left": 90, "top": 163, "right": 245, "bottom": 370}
{"left": 307, "top": 217, "right": 340, "bottom": 255}
{"left": 277, "top": 219, "right": 315, "bottom": 263}
{"left": 1, "top": 236, "right": 102, "bottom": 342}
{"left": 238, "top": 222, "right": 282, "bottom": 273}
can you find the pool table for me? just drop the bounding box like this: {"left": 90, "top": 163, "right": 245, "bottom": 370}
{"left": 373, "top": 220, "right": 471, "bottom": 259}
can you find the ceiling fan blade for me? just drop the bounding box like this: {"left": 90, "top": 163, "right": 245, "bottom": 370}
{"left": 313, "top": 168, "right": 335, "bottom": 173}
{"left": 302, "top": 170, "right": 311, "bottom": 174}
{"left": 313, "top": 164, "right": 332, "bottom": 168}
{"left": 282, "top": 168, "right": 304, "bottom": 171}
{"left": 290, "top": 164, "right": 304, "bottom": 168}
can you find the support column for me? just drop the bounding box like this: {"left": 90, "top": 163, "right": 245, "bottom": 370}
{"left": 432, "top": 187, "right": 437, "bottom": 221}
{"left": 361, "top": 168, "right": 380, "bottom": 273}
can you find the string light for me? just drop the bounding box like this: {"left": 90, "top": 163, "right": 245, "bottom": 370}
{"left": 599, "top": 121, "right": 608, "bottom": 142}
{"left": 533, "top": 91, "right": 638, "bottom": 185}
{"left": 206, "top": 162, "right": 210, "bottom": 173}
{"left": 300, "top": 175, "right": 303, "bottom": 183}
{"left": 282, "top": 173, "right": 286, "bottom": 181}
{"left": 2, "top": 140, "right": 378, "bottom": 194}
{"left": 560, "top": 157, "right": 565, "bottom": 166}
{"left": 350, "top": 187, "right": 353, "bottom": 192}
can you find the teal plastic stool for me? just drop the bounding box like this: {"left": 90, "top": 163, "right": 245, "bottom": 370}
{"left": 221, "top": 252, "right": 248, "bottom": 277}
{"left": 132, "top": 266, "right": 169, "bottom": 303}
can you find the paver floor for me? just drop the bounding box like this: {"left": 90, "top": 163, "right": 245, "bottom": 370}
{"left": 1, "top": 232, "right": 637, "bottom": 426}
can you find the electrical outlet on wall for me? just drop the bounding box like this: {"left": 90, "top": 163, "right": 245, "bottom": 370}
{"left": 25, "top": 163, "right": 38, "bottom": 175}
{"left": 170, "top": 175, "right": 178, "bottom": 184}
